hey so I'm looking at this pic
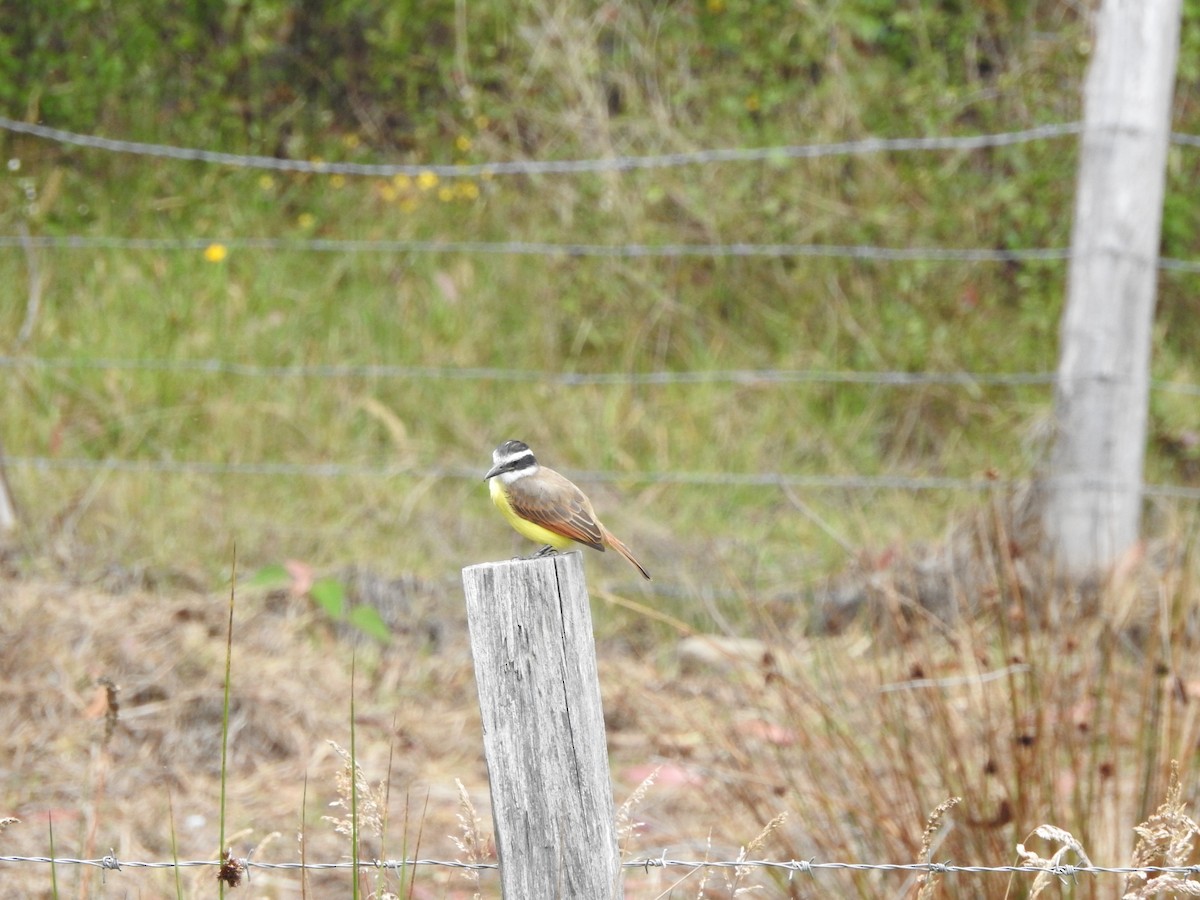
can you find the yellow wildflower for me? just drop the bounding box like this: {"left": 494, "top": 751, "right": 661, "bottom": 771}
{"left": 393, "top": 173, "right": 412, "bottom": 190}
{"left": 455, "top": 134, "right": 472, "bottom": 152}
{"left": 438, "top": 186, "right": 455, "bottom": 203}
{"left": 416, "top": 170, "right": 439, "bottom": 191}
{"left": 458, "top": 181, "right": 480, "bottom": 201}
{"left": 297, "top": 212, "right": 316, "bottom": 228}
{"left": 330, "top": 174, "right": 346, "bottom": 189}
{"left": 204, "top": 243, "right": 228, "bottom": 263}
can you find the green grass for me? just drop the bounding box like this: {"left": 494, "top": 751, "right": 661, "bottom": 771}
{"left": 0, "top": 0, "right": 1197, "bottom": 606}
{"left": 0, "top": 163, "right": 1075, "bottom": 589}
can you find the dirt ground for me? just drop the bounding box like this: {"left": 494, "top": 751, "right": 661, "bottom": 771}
{"left": 0, "top": 569, "right": 797, "bottom": 899}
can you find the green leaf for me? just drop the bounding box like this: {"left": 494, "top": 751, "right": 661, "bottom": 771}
{"left": 246, "top": 564, "right": 289, "bottom": 588}
{"left": 347, "top": 606, "right": 391, "bottom": 642}
{"left": 310, "top": 578, "right": 347, "bottom": 620}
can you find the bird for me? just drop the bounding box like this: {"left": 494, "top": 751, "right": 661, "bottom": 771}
{"left": 483, "top": 439, "right": 651, "bottom": 580}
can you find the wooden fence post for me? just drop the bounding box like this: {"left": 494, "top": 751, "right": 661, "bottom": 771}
{"left": 1042, "top": 0, "right": 1182, "bottom": 577}
{"left": 462, "top": 551, "right": 622, "bottom": 899}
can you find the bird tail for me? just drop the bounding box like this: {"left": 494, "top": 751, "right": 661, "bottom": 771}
{"left": 600, "top": 525, "right": 651, "bottom": 580}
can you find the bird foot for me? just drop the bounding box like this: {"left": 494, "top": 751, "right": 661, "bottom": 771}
{"left": 511, "top": 546, "right": 560, "bottom": 562}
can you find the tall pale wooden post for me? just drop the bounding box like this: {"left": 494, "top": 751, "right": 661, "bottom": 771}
{"left": 462, "top": 551, "right": 622, "bottom": 899}
{"left": 1043, "top": 0, "right": 1182, "bottom": 577}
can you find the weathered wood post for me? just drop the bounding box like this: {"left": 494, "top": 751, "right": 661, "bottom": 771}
{"left": 462, "top": 551, "right": 622, "bottom": 898}
{"left": 1042, "top": 0, "right": 1182, "bottom": 577}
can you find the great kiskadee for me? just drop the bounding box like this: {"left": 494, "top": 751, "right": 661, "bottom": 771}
{"left": 484, "top": 440, "right": 651, "bottom": 580}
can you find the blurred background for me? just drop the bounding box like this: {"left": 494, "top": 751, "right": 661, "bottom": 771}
{"left": 3, "top": 1, "right": 1200, "bottom": 897}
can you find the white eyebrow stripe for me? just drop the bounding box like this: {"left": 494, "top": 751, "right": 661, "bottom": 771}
{"left": 496, "top": 450, "right": 536, "bottom": 469}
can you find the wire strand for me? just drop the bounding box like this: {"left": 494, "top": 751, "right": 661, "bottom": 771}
{"left": 3, "top": 234, "right": 1197, "bottom": 271}
{"left": 0, "top": 355, "right": 1060, "bottom": 386}
{"left": 0, "top": 233, "right": 1076, "bottom": 262}
{"left": 3, "top": 456, "right": 1198, "bottom": 500}
{"left": 0, "top": 117, "right": 1084, "bottom": 176}
{"left": 2, "top": 853, "right": 1199, "bottom": 879}
{"left": 3, "top": 354, "right": 1197, "bottom": 395}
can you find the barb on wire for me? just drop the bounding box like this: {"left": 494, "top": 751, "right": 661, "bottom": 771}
{"left": 0, "top": 116, "right": 1082, "bottom": 177}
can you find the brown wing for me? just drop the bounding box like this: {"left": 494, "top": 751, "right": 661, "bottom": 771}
{"left": 507, "top": 467, "right": 606, "bottom": 550}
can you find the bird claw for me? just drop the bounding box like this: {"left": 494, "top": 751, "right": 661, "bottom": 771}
{"left": 510, "top": 546, "right": 560, "bottom": 562}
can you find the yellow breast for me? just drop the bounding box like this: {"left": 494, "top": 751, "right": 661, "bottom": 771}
{"left": 489, "top": 478, "right": 575, "bottom": 549}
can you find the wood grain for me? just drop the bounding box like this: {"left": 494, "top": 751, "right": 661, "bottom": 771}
{"left": 463, "top": 551, "right": 622, "bottom": 898}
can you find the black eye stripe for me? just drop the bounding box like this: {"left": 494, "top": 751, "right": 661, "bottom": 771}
{"left": 502, "top": 452, "right": 536, "bottom": 471}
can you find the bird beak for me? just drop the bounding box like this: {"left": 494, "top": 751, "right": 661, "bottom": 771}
{"left": 483, "top": 462, "right": 503, "bottom": 481}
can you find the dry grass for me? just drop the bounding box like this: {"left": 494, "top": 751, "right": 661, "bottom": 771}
{"left": 651, "top": 500, "right": 1200, "bottom": 899}
{"left": 0, "top": 573, "right": 486, "bottom": 897}
{"left": 2, "top": 495, "right": 1200, "bottom": 898}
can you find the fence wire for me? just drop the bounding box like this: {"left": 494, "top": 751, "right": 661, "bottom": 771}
{"left": 5, "top": 235, "right": 1200, "bottom": 271}
{"left": 1, "top": 852, "right": 1197, "bottom": 881}
{"left": 3, "top": 456, "right": 1199, "bottom": 501}
{"left": 0, "top": 116, "right": 1085, "bottom": 176}
{"left": 0, "top": 355, "right": 1061, "bottom": 386}
{"left": 2, "top": 354, "right": 1199, "bottom": 394}
{"left": 0, "top": 233, "right": 1077, "bottom": 263}
{"left": 4, "top": 115, "right": 1199, "bottom": 178}
{"left": 0, "top": 456, "right": 994, "bottom": 490}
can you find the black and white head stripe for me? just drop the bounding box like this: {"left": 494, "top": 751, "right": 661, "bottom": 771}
{"left": 494, "top": 439, "right": 535, "bottom": 466}
{"left": 486, "top": 440, "right": 539, "bottom": 479}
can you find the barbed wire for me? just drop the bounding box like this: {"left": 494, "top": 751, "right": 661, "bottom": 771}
{"left": 0, "top": 355, "right": 1060, "bottom": 386}
{"left": 3, "top": 455, "right": 1198, "bottom": 500}
{"left": 0, "top": 233, "right": 1077, "bottom": 263}
{"left": 0, "top": 456, "right": 993, "bottom": 490}
{"left": 0, "top": 114, "right": 1195, "bottom": 177}
{"left": 2, "top": 852, "right": 1198, "bottom": 881}
{"left": 4, "top": 234, "right": 1199, "bottom": 271}
{"left": 0, "top": 117, "right": 1085, "bottom": 176}
{"left": 4, "top": 354, "right": 1199, "bottom": 395}
{"left": 1159, "top": 256, "right": 1200, "bottom": 274}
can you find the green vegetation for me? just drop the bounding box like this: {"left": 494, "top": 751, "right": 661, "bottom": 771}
{"left": 0, "top": 4, "right": 1197, "bottom": 597}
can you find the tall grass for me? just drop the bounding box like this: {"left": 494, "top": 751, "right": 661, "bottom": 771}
{"left": 684, "top": 495, "right": 1200, "bottom": 898}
